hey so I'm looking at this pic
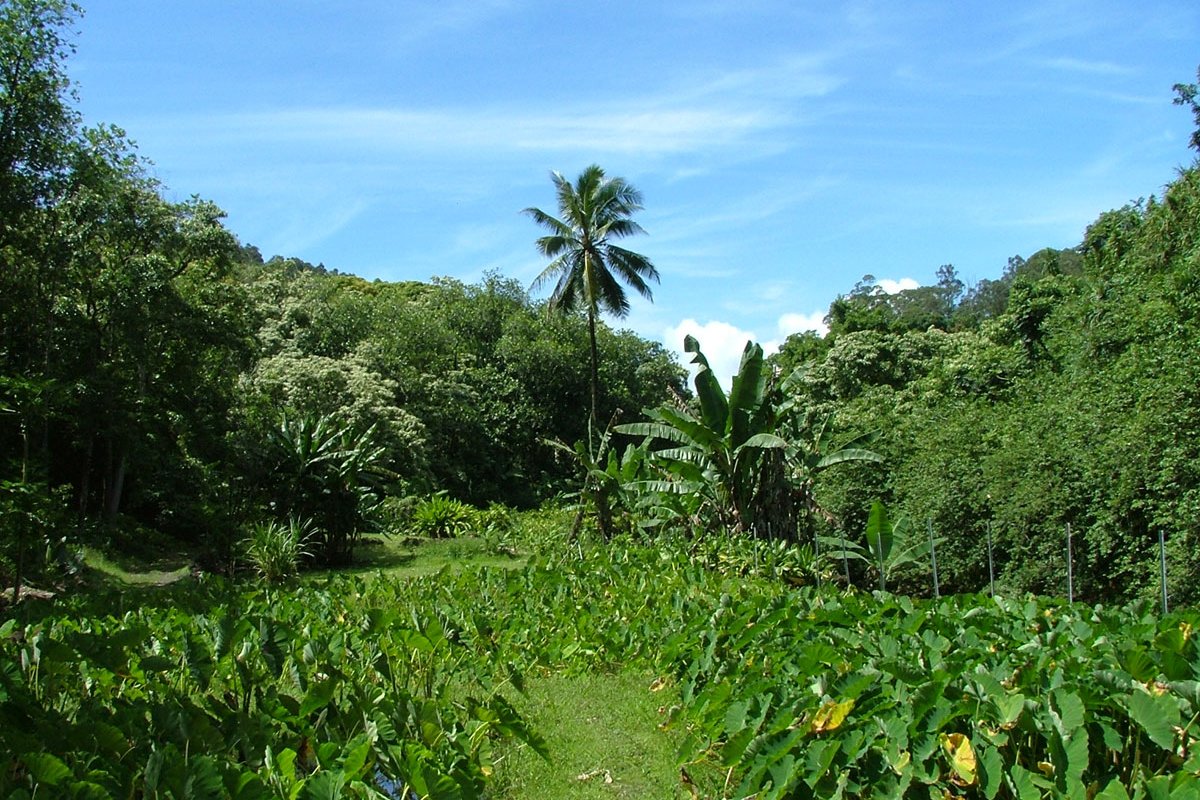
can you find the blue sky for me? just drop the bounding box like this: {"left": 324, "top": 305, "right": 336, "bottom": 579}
{"left": 72, "top": 1, "right": 1198, "bottom": 382}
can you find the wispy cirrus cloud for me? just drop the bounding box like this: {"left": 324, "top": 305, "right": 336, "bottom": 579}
{"left": 1036, "top": 57, "right": 1135, "bottom": 76}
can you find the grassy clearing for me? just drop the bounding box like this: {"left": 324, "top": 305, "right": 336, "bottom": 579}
{"left": 79, "top": 545, "right": 192, "bottom": 587}
{"left": 494, "top": 671, "right": 712, "bottom": 800}
{"left": 307, "top": 534, "right": 528, "bottom": 582}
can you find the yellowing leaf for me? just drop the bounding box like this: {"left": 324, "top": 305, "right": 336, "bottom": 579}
{"left": 939, "top": 732, "right": 978, "bottom": 787}
{"left": 810, "top": 698, "right": 855, "bottom": 734}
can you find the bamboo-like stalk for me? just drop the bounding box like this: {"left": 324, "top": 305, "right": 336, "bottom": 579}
{"left": 1066, "top": 522, "right": 1074, "bottom": 603}
{"left": 1159, "top": 530, "right": 1169, "bottom": 615}
{"left": 928, "top": 516, "right": 940, "bottom": 599}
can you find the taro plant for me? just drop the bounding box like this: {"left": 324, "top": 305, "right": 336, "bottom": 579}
{"left": 478, "top": 503, "right": 519, "bottom": 556}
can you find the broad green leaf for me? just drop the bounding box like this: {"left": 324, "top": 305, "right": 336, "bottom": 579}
{"left": 340, "top": 737, "right": 372, "bottom": 780}
{"left": 1128, "top": 689, "right": 1180, "bottom": 751}
{"left": 22, "top": 752, "right": 72, "bottom": 787}
{"left": 300, "top": 675, "right": 338, "bottom": 717}
{"left": 865, "top": 501, "right": 892, "bottom": 563}
{"left": 1051, "top": 689, "right": 1085, "bottom": 733}
{"left": 1009, "top": 764, "right": 1042, "bottom": 800}
{"left": 803, "top": 739, "right": 842, "bottom": 788}
{"left": 978, "top": 744, "right": 1003, "bottom": 800}
{"left": 1095, "top": 779, "right": 1132, "bottom": 800}
{"left": 297, "top": 770, "right": 346, "bottom": 800}
{"left": 183, "top": 756, "right": 224, "bottom": 800}
{"left": 991, "top": 692, "right": 1026, "bottom": 728}
{"left": 684, "top": 333, "right": 730, "bottom": 434}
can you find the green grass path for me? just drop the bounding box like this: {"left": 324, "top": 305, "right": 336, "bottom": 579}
{"left": 494, "top": 671, "right": 700, "bottom": 800}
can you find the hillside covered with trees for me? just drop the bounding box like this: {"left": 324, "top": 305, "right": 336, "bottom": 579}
{"left": 0, "top": 0, "right": 684, "bottom": 578}
{"left": 2, "top": 0, "right": 1200, "bottom": 606}
{"left": 771, "top": 160, "right": 1200, "bottom": 604}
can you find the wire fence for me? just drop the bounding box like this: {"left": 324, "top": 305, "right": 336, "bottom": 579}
{"left": 816, "top": 518, "right": 1174, "bottom": 614}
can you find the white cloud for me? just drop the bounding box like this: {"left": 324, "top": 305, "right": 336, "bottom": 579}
{"left": 877, "top": 277, "right": 920, "bottom": 294}
{"left": 664, "top": 319, "right": 762, "bottom": 389}
{"left": 1037, "top": 57, "right": 1134, "bottom": 77}
{"left": 135, "top": 104, "right": 779, "bottom": 162}
{"left": 662, "top": 311, "right": 833, "bottom": 388}
{"left": 776, "top": 310, "right": 828, "bottom": 337}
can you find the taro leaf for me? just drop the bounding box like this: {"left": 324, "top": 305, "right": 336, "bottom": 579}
{"left": 139, "top": 654, "right": 176, "bottom": 672}
{"left": 1008, "top": 764, "right": 1045, "bottom": 800}
{"left": 1155, "top": 627, "right": 1187, "bottom": 655}
{"left": 341, "top": 737, "right": 372, "bottom": 780}
{"left": 803, "top": 739, "right": 842, "bottom": 789}
{"left": 977, "top": 744, "right": 1003, "bottom": 800}
{"left": 810, "top": 698, "right": 855, "bottom": 734}
{"left": 1094, "top": 779, "right": 1132, "bottom": 800}
{"left": 1140, "top": 774, "right": 1187, "bottom": 800}
{"left": 725, "top": 698, "right": 751, "bottom": 734}
{"left": 231, "top": 771, "right": 269, "bottom": 800}
{"left": 1167, "top": 680, "right": 1200, "bottom": 713}
{"left": 992, "top": 692, "right": 1026, "bottom": 729}
{"left": 21, "top": 752, "right": 72, "bottom": 787}
{"left": 1058, "top": 727, "right": 1089, "bottom": 795}
{"left": 507, "top": 662, "right": 526, "bottom": 696}
{"left": 144, "top": 748, "right": 166, "bottom": 793}
{"left": 722, "top": 726, "right": 759, "bottom": 767}
{"left": 297, "top": 770, "right": 346, "bottom": 800}
{"left": 1051, "top": 689, "right": 1084, "bottom": 734}
{"left": 300, "top": 676, "right": 338, "bottom": 718}
{"left": 259, "top": 618, "right": 293, "bottom": 677}
{"left": 767, "top": 754, "right": 798, "bottom": 797}
{"left": 86, "top": 720, "right": 128, "bottom": 757}
{"left": 1121, "top": 648, "right": 1157, "bottom": 683}
{"left": 183, "top": 756, "right": 224, "bottom": 800}
{"left": 1128, "top": 690, "right": 1180, "bottom": 751}
{"left": 939, "top": 733, "right": 978, "bottom": 788}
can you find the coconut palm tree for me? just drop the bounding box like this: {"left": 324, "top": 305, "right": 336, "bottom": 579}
{"left": 524, "top": 164, "right": 659, "bottom": 430}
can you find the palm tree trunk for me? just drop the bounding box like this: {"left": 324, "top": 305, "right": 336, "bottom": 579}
{"left": 587, "top": 307, "right": 599, "bottom": 433}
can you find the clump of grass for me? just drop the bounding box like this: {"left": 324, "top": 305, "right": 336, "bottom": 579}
{"left": 411, "top": 492, "right": 475, "bottom": 539}
{"left": 241, "top": 517, "right": 313, "bottom": 583}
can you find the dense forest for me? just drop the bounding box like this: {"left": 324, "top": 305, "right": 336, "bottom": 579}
{"left": 0, "top": 1, "right": 686, "bottom": 577}
{"left": 1, "top": 0, "right": 1199, "bottom": 607}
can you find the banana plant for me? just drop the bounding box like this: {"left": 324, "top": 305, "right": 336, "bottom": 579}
{"left": 545, "top": 417, "right": 652, "bottom": 539}
{"left": 864, "top": 500, "right": 943, "bottom": 591}
{"left": 617, "top": 335, "right": 789, "bottom": 534}
{"left": 779, "top": 401, "right": 884, "bottom": 541}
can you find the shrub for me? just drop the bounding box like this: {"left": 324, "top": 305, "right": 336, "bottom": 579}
{"left": 411, "top": 493, "right": 474, "bottom": 539}
{"left": 240, "top": 517, "right": 313, "bottom": 583}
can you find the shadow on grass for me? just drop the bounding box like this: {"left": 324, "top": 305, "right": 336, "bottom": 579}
{"left": 302, "top": 534, "right": 527, "bottom": 583}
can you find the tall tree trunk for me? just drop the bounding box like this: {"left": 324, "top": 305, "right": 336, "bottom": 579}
{"left": 587, "top": 307, "right": 599, "bottom": 434}
{"left": 104, "top": 441, "right": 126, "bottom": 521}
{"left": 77, "top": 437, "right": 93, "bottom": 517}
